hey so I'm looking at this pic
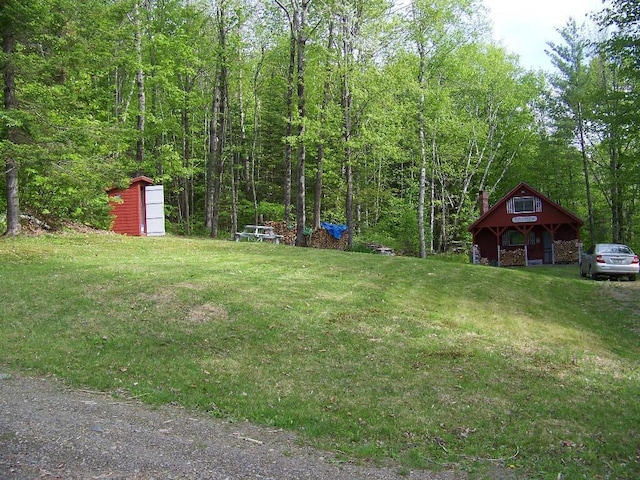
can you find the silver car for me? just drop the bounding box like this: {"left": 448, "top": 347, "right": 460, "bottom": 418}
{"left": 580, "top": 243, "right": 639, "bottom": 281}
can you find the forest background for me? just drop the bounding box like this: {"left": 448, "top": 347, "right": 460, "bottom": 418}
{"left": 1, "top": 0, "right": 638, "bottom": 256}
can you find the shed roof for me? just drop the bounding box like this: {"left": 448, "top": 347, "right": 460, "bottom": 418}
{"left": 130, "top": 175, "right": 154, "bottom": 185}
{"left": 107, "top": 176, "right": 154, "bottom": 194}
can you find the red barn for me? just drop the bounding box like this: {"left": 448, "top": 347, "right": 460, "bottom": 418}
{"left": 467, "top": 182, "right": 584, "bottom": 266}
{"left": 107, "top": 176, "right": 165, "bottom": 236}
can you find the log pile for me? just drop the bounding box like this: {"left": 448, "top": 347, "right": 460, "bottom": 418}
{"left": 500, "top": 248, "right": 526, "bottom": 266}
{"left": 261, "top": 220, "right": 348, "bottom": 250}
{"left": 19, "top": 214, "right": 52, "bottom": 235}
{"left": 263, "top": 221, "right": 296, "bottom": 245}
{"left": 309, "top": 227, "right": 348, "bottom": 250}
{"left": 554, "top": 239, "right": 580, "bottom": 264}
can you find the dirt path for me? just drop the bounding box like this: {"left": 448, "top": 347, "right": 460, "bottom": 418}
{"left": 0, "top": 374, "right": 463, "bottom": 480}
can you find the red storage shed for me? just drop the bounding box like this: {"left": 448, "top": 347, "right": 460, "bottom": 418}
{"left": 468, "top": 182, "right": 584, "bottom": 266}
{"left": 107, "top": 176, "right": 165, "bottom": 236}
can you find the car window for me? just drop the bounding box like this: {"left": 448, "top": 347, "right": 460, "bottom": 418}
{"left": 597, "top": 245, "right": 633, "bottom": 255}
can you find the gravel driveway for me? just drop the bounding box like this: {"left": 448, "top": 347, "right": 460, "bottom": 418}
{"left": 0, "top": 373, "right": 464, "bottom": 480}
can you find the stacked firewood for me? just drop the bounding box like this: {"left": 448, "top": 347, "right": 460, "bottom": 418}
{"left": 261, "top": 221, "right": 349, "bottom": 249}
{"left": 500, "top": 248, "right": 526, "bottom": 266}
{"left": 554, "top": 239, "right": 580, "bottom": 264}
{"left": 267, "top": 220, "right": 296, "bottom": 245}
{"left": 263, "top": 220, "right": 297, "bottom": 245}
{"left": 309, "top": 227, "right": 348, "bottom": 250}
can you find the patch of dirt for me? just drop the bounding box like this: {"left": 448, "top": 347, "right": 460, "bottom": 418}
{"left": 187, "top": 303, "right": 229, "bottom": 324}
{"left": 0, "top": 374, "right": 463, "bottom": 480}
{"left": 603, "top": 281, "right": 640, "bottom": 316}
{"left": 18, "top": 215, "right": 112, "bottom": 236}
{"left": 60, "top": 220, "right": 112, "bottom": 235}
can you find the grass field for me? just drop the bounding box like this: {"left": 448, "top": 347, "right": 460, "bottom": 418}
{"left": 1, "top": 233, "right": 639, "bottom": 478}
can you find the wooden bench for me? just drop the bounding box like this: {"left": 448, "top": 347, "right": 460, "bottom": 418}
{"left": 235, "top": 225, "right": 282, "bottom": 243}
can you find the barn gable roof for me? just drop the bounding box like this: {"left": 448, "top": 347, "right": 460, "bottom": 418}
{"left": 467, "top": 182, "right": 584, "bottom": 232}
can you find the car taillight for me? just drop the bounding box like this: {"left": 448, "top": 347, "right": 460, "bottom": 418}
{"left": 596, "top": 255, "right": 606, "bottom": 263}
{"left": 633, "top": 255, "right": 639, "bottom": 264}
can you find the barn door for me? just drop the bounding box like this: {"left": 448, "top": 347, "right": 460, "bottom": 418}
{"left": 145, "top": 185, "right": 165, "bottom": 236}
{"left": 543, "top": 231, "right": 552, "bottom": 264}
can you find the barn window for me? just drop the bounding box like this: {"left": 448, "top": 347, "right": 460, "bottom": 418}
{"left": 507, "top": 230, "right": 524, "bottom": 246}
{"left": 513, "top": 196, "right": 535, "bottom": 213}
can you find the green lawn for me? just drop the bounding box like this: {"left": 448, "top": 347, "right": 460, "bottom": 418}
{"left": 1, "top": 233, "right": 639, "bottom": 478}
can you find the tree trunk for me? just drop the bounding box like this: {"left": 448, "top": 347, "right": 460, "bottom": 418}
{"left": 576, "top": 103, "right": 595, "bottom": 244}
{"left": 250, "top": 48, "right": 264, "bottom": 225}
{"left": 181, "top": 90, "right": 192, "bottom": 235}
{"left": 416, "top": 39, "right": 428, "bottom": 258}
{"left": 283, "top": 30, "right": 295, "bottom": 223}
{"left": 210, "top": 5, "right": 228, "bottom": 238}
{"left": 235, "top": 72, "right": 251, "bottom": 228}
{"left": 601, "top": 66, "right": 624, "bottom": 243}
{"left": 210, "top": 80, "right": 227, "bottom": 238}
{"left": 230, "top": 149, "right": 238, "bottom": 240}
{"left": 238, "top": 72, "right": 250, "bottom": 196}
{"left": 313, "top": 21, "right": 334, "bottom": 230}
{"left": 440, "top": 180, "right": 447, "bottom": 251}
{"left": 2, "top": 30, "right": 20, "bottom": 236}
{"left": 342, "top": 13, "right": 354, "bottom": 249}
{"left": 134, "top": 0, "right": 146, "bottom": 166}
{"left": 610, "top": 139, "right": 622, "bottom": 243}
{"left": 313, "top": 141, "right": 325, "bottom": 230}
{"left": 429, "top": 162, "right": 436, "bottom": 254}
{"left": 294, "top": 1, "right": 309, "bottom": 247}
{"left": 205, "top": 79, "right": 220, "bottom": 229}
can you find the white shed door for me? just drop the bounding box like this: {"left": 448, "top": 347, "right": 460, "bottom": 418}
{"left": 145, "top": 185, "right": 165, "bottom": 236}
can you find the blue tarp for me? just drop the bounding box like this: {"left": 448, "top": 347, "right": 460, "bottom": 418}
{"left": 321, "top": 222, "right": 348, "bottom": 240}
